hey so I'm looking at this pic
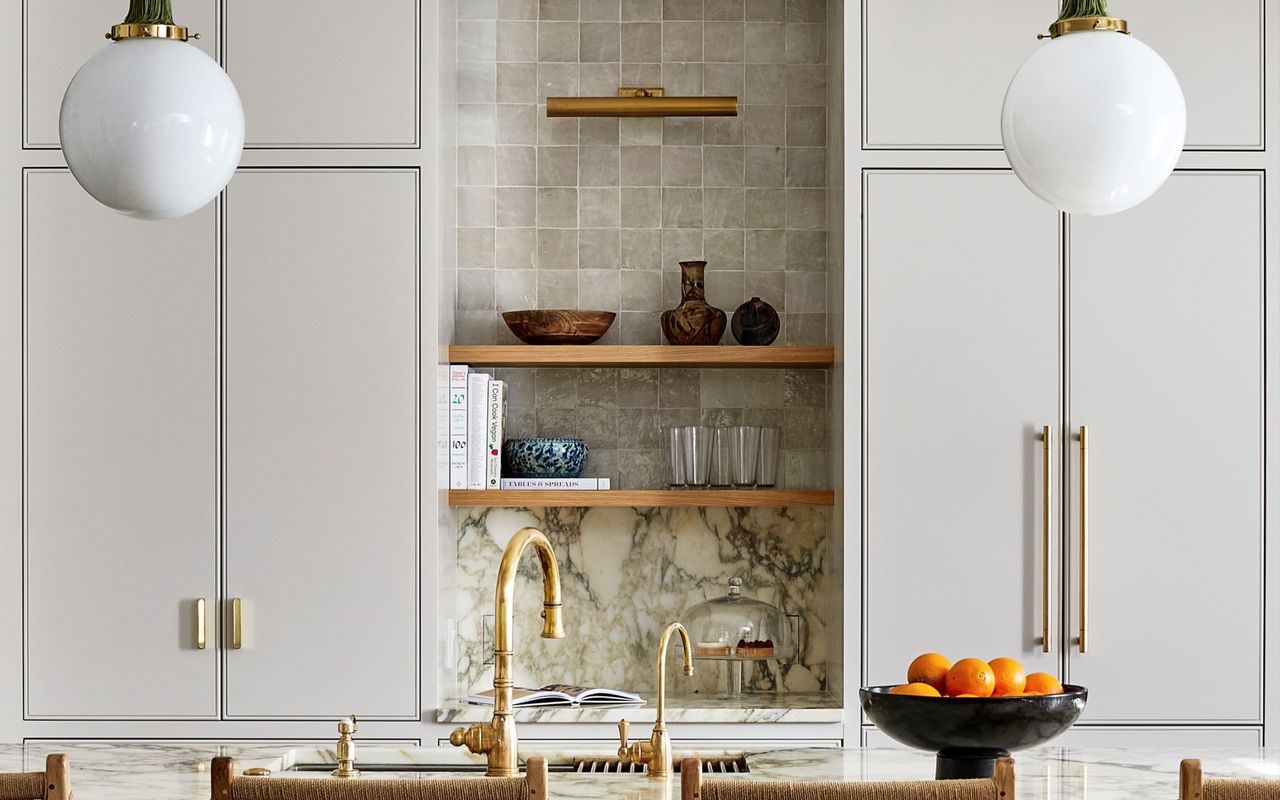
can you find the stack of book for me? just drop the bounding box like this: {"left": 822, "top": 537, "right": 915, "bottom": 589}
{"left": 448, "top": 365, "right": 611, "bottom": 492}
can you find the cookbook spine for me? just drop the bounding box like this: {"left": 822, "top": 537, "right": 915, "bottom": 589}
{"left": 448, "top": 365, "right": 469, "bottom": 489}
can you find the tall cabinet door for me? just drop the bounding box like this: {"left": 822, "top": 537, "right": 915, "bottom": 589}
{"left": 23, "top": 172, "right": 218, "bottom": 718}
{"left": 1067, "top": 172, "right": 1265, "bottom": 724}
{"left": 864, "top": 171, "right": 1062, "bottom": 688}
{"left": 224, "top": 170, "right": 420, "bottom": 719}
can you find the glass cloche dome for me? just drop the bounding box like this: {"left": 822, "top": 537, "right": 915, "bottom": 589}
{"left": 683, "top": 577, "right": 793, "bottom": 662}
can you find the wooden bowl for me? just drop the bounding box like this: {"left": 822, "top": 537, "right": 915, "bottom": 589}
{"left": 502, "top": 310, "right": 616, "bottom": 345}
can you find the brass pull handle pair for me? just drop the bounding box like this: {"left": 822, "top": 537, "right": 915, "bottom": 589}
{"left": 193, "top": 598, "right": 244, "bottom": 650}
{"left": 1040, "top": 425, "right": 1088, "bottom": 656}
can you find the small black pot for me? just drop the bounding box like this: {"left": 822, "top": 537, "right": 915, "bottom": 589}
{"left": 731, "top": 297, "right": 780, "bottom": 346}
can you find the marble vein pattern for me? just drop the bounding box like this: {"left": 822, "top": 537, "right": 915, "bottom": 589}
{"left": 450, "top": 505, "right": 830, "bottom": 700}
{"left": 434, "top": 691, "right": 842, "bottom": 724}
{"left": 3, "top": 743, "right": 1279, "bottom": 800}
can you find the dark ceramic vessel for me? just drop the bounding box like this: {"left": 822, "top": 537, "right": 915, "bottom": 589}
{"left": 859, "top": 685, "right": 1087, "bottom": 779}
{"left": 731, "top": 296, "right": 780, "bottom": 346}
{"left": 502, "top": 438, "right": 589, "bottom": 478}
{"left": 661, "top": 261, "right": 726, "bottom": 346}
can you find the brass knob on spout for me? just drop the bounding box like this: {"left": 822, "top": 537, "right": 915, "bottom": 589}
{"left": 331, "top": 715, "right": 359, "bottom": 778}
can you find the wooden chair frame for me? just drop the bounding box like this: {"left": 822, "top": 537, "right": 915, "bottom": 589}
{"left": 680, "top": 756, "right": 1015, "bottom": 800}
{"left": 210, "top": 756, "right": 547, "bottom": 800}
{"left": 1181, "top": 758, "right": 1280, "bottom": 800}
{"left": 0, "top": 754, "right": 71, "bottom": 800}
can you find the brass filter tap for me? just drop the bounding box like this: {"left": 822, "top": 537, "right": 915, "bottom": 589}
{"left": 331, "top": 715, "right": 359, "bottom": 778}
{"left": 618, "top": 622, "right": 694, "bottom": 778}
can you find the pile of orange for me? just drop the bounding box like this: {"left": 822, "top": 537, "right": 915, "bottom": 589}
{"left": 888, "top": 653, "right": 1065, "bottom": 698}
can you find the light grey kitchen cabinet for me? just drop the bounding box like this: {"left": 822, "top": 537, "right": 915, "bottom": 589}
{"left": 1066, "top": 172, "right": 1265, "bottom": 724}
{"left": 23, "top": 172, "right": 219, "bottom": 719}
{"left": 863, "top": 170, "right": 1267, "bottom": 728}
{"left": 223, "top": 170, "right": 420, "bottom": 719}
{"left": 863, "top": 170, "right": 1063, "bottom": 685}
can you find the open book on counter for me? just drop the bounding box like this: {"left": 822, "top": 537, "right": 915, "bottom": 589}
{"left": 465, "top": 684, "right": 644, "bottom": 707}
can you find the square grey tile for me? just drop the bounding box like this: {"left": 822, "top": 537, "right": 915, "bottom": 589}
{"left": 458, "top": 145, "right": 496, "bottom": 186}
{"left": 538, "top": 229, "right": 580, "bottom": 268}
{"left": 496, "top": 270, "right": 538, "bottom": 310}
{"left": 497, "top": 21, "right": 538, "bottom": 61}
{"left": 703, "top": 117, "right": 743, "bottom": 146}
{"left": 536, "top": 187, "right": 579, "bottom": 227}
{"left": 580, "top": 228, "right": 622, "bottom": 269}
{"left": 621, "top": 145, "right": 661, "bottom": 186}
{"left": 537, "top": 145, "right": 578, "bottom": 186}
{"left": 458, "top": 21, "right": 497, "bottom": 61}
{"left": 785, "top": 230, "right": 826, "bottom": 270}
{"left": 705, "top": 229, "right": 745, "bottom": 270}
{"left": 458, "top": 104, "right": 497, "bottom": 144}
{"left": 580, "top": 22, "right": 621, "bottom": 61}
{"left": 786, "top": 64, "right": 827, "bottom": 105}
{"left": 621, "top": 22, "right": 662, "bottom": 62}
{"left": 580, "top": 146, "right": 621, "bottom": 186}
{"left": 496, "top": 104, "right": 537, "bottom": 144}
{"left": 537, "top": 270, "right": 580, "bottom": 308}
{"left": 663, "top": 62, "right": 703, "bottom": 95}
{"left": 539, "top": 21, "right": 580, "bottom": 61}
{"left": 621, "top": 187, "right": 662, "bottom": 228}
{"left": 785, "top": 147, "right": 826, "bottom": 187}
{"left": 659, "top": 368, "right": 702, "bottom": 408}
{"left": 581, "top": 0, "right": 621, "bottom": 19}
{"left": 745, "top": 269, "right": 784, "bottom": 306}
{"left": 743, "top": 104, "right": 784, "bottom": 145}
{"left": 745, "top": 145, "right": 785, "bottom": 186}
{"left": 744, "top": 187, "right": 785, "bottom": 228}
{"left": 579, "top": 187, "right": 621, "bottom": 227}
{"left": 578, "top": 268, "right": 621, "bottom": 309}
{"left": 456, "top": 269, "right": 496, "bottom": 311}
{"left": 621, "top": 117, "right": 663, "bottom": 145}
{"left": 786, "top": 188, "right": 825, "bottom": 230}
{"left": 703, "top": 63, "right": 744, "bottom": 97}
{"left": 746, "top": 63, "right": 785, "bottom": 103}
{"left": 458, "top": 187, "right": 497, "bottom": 226}
{"left": 497, "top": 145, "right": 537, "bottom": 185}
{"left": 661, "top": 229, "right": 703, "bottom": 265}
{"left": 496, "top": 227, "right": 538, "bottom": 268}
{"left": 539, "top": 0, "right": 579, "bottom": 20}
{"left": 746, "top": 229, "right": 785, "bottom": 270}
{"left": 621, "top": 62, "right": 663, "bottom": 87}
{"left": 497, "top": 186, "right": 537, "bottom": 227}
{"left": 458, "top": 62, "right": 497, "bottom": 103}
{"left": 537, "top": 62, "right": 580, "bottom": 99}
{"left": 623, "top": 0, "right": 662, "bottom": 20}
{"left": 704, "top": 146, "right": 744, "bottom": 187}
{"left": 746, "top": 0, "right": 785, "bottom": 20}
{"left": 458, "top": 229, "right": 496, "bottom": 268}
{"left": 662, "top": 117, "right": 703, "bottom": 145}
{"left": 786, "top": 22, "right": 825, "bottom": 64}
{"left": 786, "top": 0, "right": 825, "bottom": 23}
{"left": 621, "top": 228, "right": 662, "bottom": 269}
{"left": 538, "top": 113, "right": 579, "bottom": 145}
{"left": 662, "top": 188, "right": 704, "bottom": 228}
{"left": 706, "top": 0, "right": 745, "bottom": 20}
{"left": 785, "top": 270, "right": 826, "bottom": 313}
{"left": 785, "top": 106, "right": 825, "bottom": 146}
{"left": 579, "top": 62, "right": 622, "bottom": 95}
{"left": 662, "top": 20, "right": 703, "bottom": 62}
{"left": 704, "top": 21, "right": 745, "bottom": 62}
{"left": 499, "top": 0, "right": 538, "bottom": 19}
{"left": 497, "top": 62, "right": 538, "bottom": 103}
{"left": 661, "top": 146, "right": 702, "bottom": 187}
{"left": 620, "top": 311, "right": 663, "bottom": 344}
{"left": 704, "top": 187, "right": 745, "bottom": 228}
{"left": 621, "top": 270, "right": 664, "bottom": 310}
{"left": 662, "top": 0, "right": 704, "bottom": 20}
{"left": 580, "top": 117, "right": 620, "bottom": 145}
{"left": 744, "top": 22, "right": 785, "bottom": 62}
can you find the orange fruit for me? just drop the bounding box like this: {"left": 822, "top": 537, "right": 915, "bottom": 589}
{"left": 1024, "top": 673, "right": 1065, "bottom": 695}
{"left": 989, "top": 657, "right": 1027, "bottom": 696}
{"left": 906, "top": 653, "right": 952, "bottom": 694}
{"left": 890, "top": 683, "right": 941, "bottom": 697}
{"left": 952, "top": 693, "right": 980, "bottom": 698}
{"left": 945, "top": 658, "right": 995, "bottom": 697}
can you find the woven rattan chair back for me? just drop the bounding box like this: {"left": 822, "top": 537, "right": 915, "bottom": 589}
{"left": 680, "top": 757, "right": 1014, "bottom": 800}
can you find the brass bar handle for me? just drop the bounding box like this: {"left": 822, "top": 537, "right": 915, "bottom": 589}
{"left": 196, "top": 598, "right": 207, "bottom": 650}
{"left": 1041, "top": 425, "right": 1051, "bottom": 653}
{"left": 231, "top": 598, "right": 243, "bottom": 650}
{"left": 1077, "top": 426, "right": 1088, "bottom": 654}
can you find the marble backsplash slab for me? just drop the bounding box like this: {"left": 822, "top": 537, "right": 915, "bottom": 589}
{"left": 450, "top": 504, "right": 830, "bottom": 700}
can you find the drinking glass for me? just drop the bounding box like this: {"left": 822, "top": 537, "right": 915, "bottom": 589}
{"left": 756, "top": 426, "right": 782, "bottom": 487}
{"left": 682, "top": 425, "right": 714, "bottom": 487}
{"left": 726, "top": 425, "right": 761, "bottom": 487}
{"left": 662, "top": 427, "right": 687, "bottom": 487}
{"left": 710, "top": 427, "right": 733, "bottom": 488}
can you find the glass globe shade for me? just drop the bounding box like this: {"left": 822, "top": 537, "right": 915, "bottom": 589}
{"left": 1001, "top": 31, "right": 1186, "bottom": 216}
{"left": 59, "top": 38, "right": 244, "bottom": 220}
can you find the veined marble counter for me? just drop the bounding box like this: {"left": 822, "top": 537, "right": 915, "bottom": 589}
{"left": 434, "top": 692, "right": 843, "bottom": 724}
{"left": 1, "top": 742, "right": 1277, "bottom": 800}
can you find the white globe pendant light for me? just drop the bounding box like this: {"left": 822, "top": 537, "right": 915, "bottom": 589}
{"left": 1001, "top": 1, "right": 1185, "bottom": 216}
{"left": 59, "top": 0, "right": 244, "bottom": 220}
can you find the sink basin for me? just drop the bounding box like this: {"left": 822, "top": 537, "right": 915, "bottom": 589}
{"left": 266, "top": 747, "right": 748, "bottom": 777}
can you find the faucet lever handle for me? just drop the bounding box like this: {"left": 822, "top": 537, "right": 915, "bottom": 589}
{"left": 617, "top": 719, "right": 630, "bottom": 753}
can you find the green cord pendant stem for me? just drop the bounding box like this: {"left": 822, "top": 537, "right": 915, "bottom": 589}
{"left": 123, "top": 0, "right": 175, "bottom": 25}
{"left": 1058, "top": 0, "right": 1110, "bottom": 20}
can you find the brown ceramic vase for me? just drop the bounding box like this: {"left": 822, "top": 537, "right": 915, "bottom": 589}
{"left": 660, "top": 261, "right": 726, "bottom": 346}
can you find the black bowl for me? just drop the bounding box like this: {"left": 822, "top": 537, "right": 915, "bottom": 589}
{"left": 859, "top": 684, "right": 1087, "bottom": 779}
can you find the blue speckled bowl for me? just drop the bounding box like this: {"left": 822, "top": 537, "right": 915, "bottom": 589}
{"left": 502, "top": 438, "right": 589, "bottom": 479}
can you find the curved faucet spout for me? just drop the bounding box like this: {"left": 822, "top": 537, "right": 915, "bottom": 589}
{"left": 655, "top": 622, "right": 693, "bottom": 725}
{"left": 451, "top": 526, "right": 565, "bottom": 777}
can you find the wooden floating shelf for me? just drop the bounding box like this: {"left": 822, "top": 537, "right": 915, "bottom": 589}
{"left": 449, "top": 489, "right": 835, "bottom": 508}
{"left": 447, "top": 345, "right": 835, "bottom": 369}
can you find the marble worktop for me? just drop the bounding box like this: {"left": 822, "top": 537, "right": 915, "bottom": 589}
{"left": 2, "top": 741, "right": 1278, "bottom": 799}
{"left": 434, "top": 692, "right": 843, "bottom": 724}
